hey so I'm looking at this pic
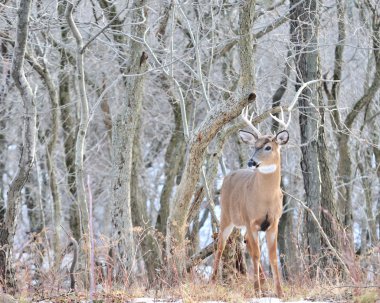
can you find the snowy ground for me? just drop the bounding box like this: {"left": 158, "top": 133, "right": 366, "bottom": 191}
{"left": 129, "top": 298, "right": 329, "bottom": 303}
{"left": 37, "top": 298, "right": 332, "bottom": 303}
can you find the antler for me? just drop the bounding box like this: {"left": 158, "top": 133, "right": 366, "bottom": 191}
{"left": 270, "top": 79, "right": 322, "bottom": 129}
{"left": 241, "top": 107, "right": 262, "bottom": 138}
{"left": 270, "top": 106, "right": 290, "bottom": 129}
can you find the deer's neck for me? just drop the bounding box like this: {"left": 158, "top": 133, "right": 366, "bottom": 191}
{"left": 255, "top": 163, "right": 281, "bottom": 188}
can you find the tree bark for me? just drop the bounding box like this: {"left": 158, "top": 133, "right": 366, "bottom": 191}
{"left": 24, "top": 179, "right": 44, "bottom": 287}
{"left": 0, "top": 0, "right": 35, "bottom": 292}
{"left": 290, "top": 0, "right": 321, "bottom": 270}
{"left": 237, "top": 0, "right": 256, "bottom": 102}
{"left": 109, "top": 0, "right": 148, "bottom": 280}
{"left": 270, "top": 53, "right": 299, "bottom": 280}
{"left": 320, "top": 0, "right": 346, "bottom": 253}
{"left": 25, "top": 42, "right": 63, "bottom": 260}
{"left": 57, "top": 1, "right": 80, "bottom": 242}
{"left": 131, "top": 122, "right": 162, "bottom": 284}
{"left": 156, "top": 94, "right": 186, "bottom": 238}
{"left": 219, "top": 0, "right": 256, "bottom": 282}
{"left": 221, "top": 229, "right": 247, "bottom": 282}
{"left": 357, "top": 138, "right": 378, "bottom": 246}
{"left": 318, "top": 108, "right": 340, "bottom": 252}
{"left": 338, "top": 9, "right": 380, "bottom": 242}
{"left": 0, "top": 26, "right": 10, "bottom": 281}
{"left": 65, "top": 2, "right": 90, "bottom": 240}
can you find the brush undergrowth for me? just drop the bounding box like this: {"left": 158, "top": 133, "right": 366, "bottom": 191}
{"left": 13, "top": 275, "right": 379, "bottom": 302}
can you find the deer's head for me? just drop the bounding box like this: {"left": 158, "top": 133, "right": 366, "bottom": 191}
{"left": 239, "top": 130, "right": 289, "bottom": 173}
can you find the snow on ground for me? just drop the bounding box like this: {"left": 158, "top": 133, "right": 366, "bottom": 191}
{"left": 38, "top": 298, "right": 330, "bottom": 303}
{"left": 129, "top": 298, "right": 329, "bottom": 303}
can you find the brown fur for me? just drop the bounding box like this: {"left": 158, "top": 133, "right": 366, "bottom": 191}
{"left": 211, "top": 130, "right": 288, "bottom": 298}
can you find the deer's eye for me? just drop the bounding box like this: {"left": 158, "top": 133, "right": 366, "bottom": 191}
{"left": 265, "top": 146, "right": 272, "bottom": 151}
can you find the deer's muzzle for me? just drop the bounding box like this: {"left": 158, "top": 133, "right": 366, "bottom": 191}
{"left": 248, "top": 159, "right": 260, "bottom": 168}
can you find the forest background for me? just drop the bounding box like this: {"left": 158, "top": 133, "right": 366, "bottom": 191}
{"left": 0, "top": 0, "right": 379, "bottom": 301}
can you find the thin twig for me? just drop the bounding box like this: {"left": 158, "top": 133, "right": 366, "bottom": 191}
{"left": 270, "top": 79, "right": 340, "bottom": 129}
{"left": 81, "top": 5, "right": 130, "bottom": 53}
{"left": 283, "top": 190, "right": 352, "bottom": 279}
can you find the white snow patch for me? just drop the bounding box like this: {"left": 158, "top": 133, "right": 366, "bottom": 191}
{"left": 248, "top": 299, "right": 281, "bottom": 303}
{"left": 130, "top": 299, "right": 182, "bottom": 303}
{"left": 39, "top": 298, "right": 330, "bottom": 303}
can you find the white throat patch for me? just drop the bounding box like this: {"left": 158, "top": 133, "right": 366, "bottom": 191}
{"left": 257, "top": 164, "right": 277, "bottom": 174}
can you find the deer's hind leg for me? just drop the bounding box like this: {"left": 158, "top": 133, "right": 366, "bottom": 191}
{"left": 211, "top": 220, "right": 233, "bottom": 281}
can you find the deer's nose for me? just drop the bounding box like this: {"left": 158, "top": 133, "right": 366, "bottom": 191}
{"left": 248, "top": 159, "right": 258, "bottom": 168}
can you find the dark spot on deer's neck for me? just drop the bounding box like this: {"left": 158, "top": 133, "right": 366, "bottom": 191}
{"left": 260, "top": 214, "right": 270, "bottom": 231}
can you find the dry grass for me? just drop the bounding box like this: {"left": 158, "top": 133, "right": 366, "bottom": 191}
{"left": 10, "top": 274, "right": 380, "bottom": 302}
{"left": 150, "top": 278, "right": 373, "bottom": 303}
{"left": 10, "top": 231, "right": 380, "bottom": 303}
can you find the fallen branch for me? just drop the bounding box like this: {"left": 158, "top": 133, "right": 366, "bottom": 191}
{"left": 186, "top": 241, "right": 216, "bottom": 271}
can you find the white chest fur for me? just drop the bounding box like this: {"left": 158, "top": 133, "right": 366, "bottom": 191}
{"left": 257, "top": 164, "right": 277, "bottom": 174}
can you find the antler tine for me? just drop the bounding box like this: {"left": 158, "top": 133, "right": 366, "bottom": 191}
{"left": 241, "top": 107, "right": 262, "bottom": 137}
{"left": 270, "top": 79, "right": 323, "bottom": 130}
{"left": 270, "top": 106, "right": 291, "bottom": 129}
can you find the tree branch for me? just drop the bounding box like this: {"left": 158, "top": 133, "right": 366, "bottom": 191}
{"left": 344, "top": 10, "right": 380, "bottom": 130}
{"left": 254, "top": 12, "right": 290, "bottom": 40}
{"left": 186, "top": 241, "right": 215, "bottom": 271}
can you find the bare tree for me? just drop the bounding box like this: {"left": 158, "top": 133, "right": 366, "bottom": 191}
{"left": 65, "top": 1, "right": 91, "bottom": 241}
{"left": 337, "top": 1, "right": 380, "bottom": 240}
{"left": 290, "top": 0, "right": 322, "bottom": 271}
{"left": 57, "top": 1, "right": 81, "bottom": 242}
{"left": 0, "top": 0, "right": 35, "bottom": 292}
{"left": 106, "top": 0, "right": 149, "bottom": 279}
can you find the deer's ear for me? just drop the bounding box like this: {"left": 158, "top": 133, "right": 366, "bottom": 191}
{"left": 239, "top": 130, "right": 257, "bottom": 145}
{"left": 275, "top": 130, "right": 289, "bottom": 145}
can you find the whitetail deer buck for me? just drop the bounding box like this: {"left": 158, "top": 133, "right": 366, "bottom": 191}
{"left": 211, "top": 108, "right": 289, "bottom": 298}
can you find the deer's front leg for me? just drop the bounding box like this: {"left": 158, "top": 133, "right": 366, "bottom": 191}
{"left": 246, "top": 227, "right": 261, "bottom": 296}
{"left": 266, "top": 223, "right": 284, "bottom": 298}
{"left": 245, "top": 235, "right": 267, "bottom": 287}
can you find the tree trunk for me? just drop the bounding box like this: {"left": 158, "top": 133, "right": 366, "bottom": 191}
{"left": 0, "top": 31, "right": 10, "bottom": 281}
{"left": 25, "top": 37, "right": 63, "bottom": 260}
{"left": 57, "top": 1, "right": 80, "bottom": 242}
{"left": 318, "top": 107, "right": 341, "bottom": 257}
{"left": 109, "top": 0, "right": 148, "bottom": 280}
{"left": 320, "top": 0, "right": 347, "bottom": 260}
{"left": 222, "top": 229, "right": 247, "bottom": 283}
{"left": 237, "top": 0, "right": 256, "bottom": 97}
{"left": 358, "top": 153, "right": 378, "bottom": 245}
{"left": 336, "top": 8, "right": 380, "bottom": 240}
{"left": 156, "top": 96, "right": 186, "bottom": 238}
{"left": 65, "top": 2, "right": 90, "bottom": 240}
{"left": 270, "top": 53, "right": 299, "bottom": 281}
{"left": 24, "top": 180, "right": 43, "bottom": 286}
{"left": 45, "top": 79, "right": 62, "bottom": 258}
{"left": 0, "top": 0, "right": 35, "bottom": 293}
{"left": 290, "top": 0, "right": 321, "bottom": 271}
{"left": 131, "top": 122, "right": 162, "bottom": 284}
{"left": 218, "top": 0, "right": 256, "bottom": 283}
